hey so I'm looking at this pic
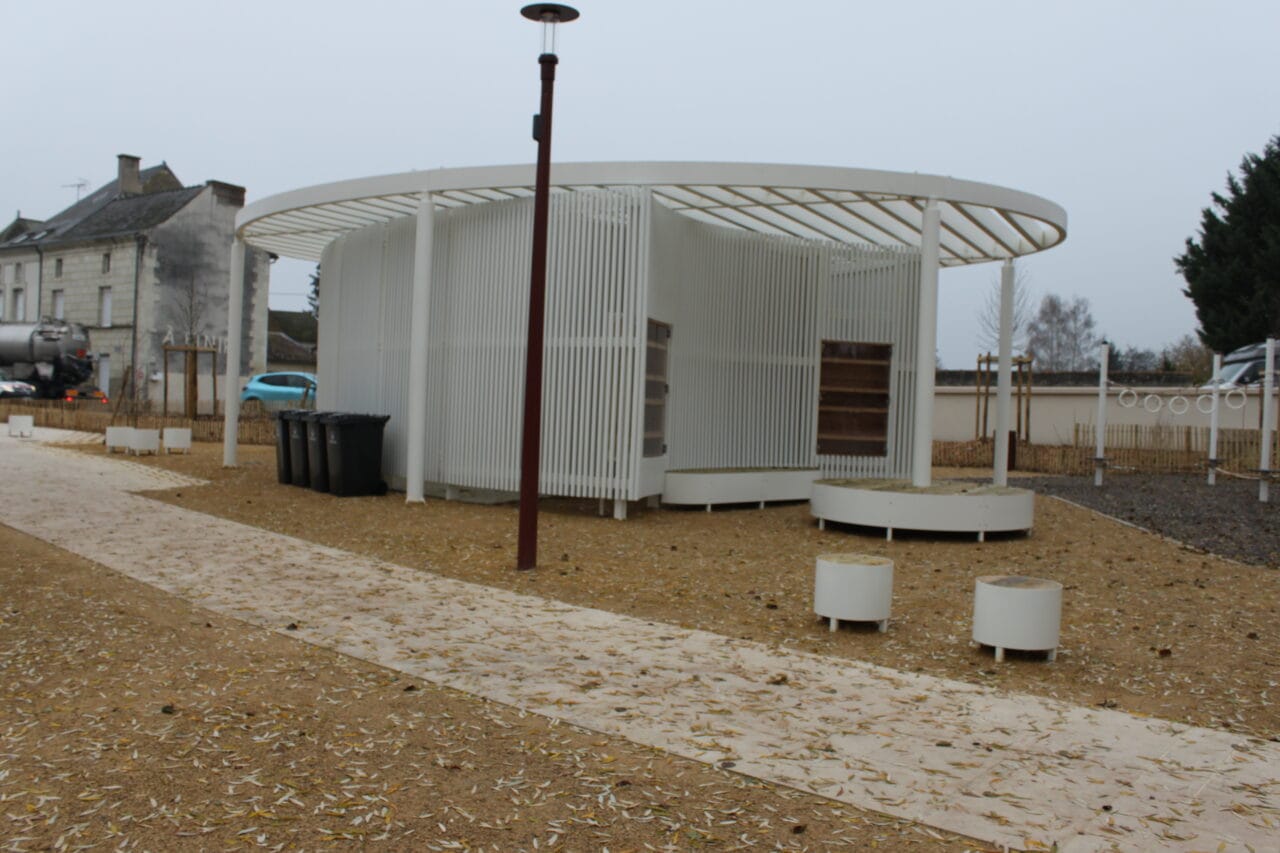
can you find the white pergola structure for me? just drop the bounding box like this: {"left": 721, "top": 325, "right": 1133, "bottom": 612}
{"left": 224, "top": 163, "right": 1066, "bottom": 507}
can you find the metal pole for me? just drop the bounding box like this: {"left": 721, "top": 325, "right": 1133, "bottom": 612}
{"left": 1094, "top": 342, "right": 1109, "bottom": 487}
{"left": 993, "top": 259, "right": 1014, "bottom": 486}
{"left": 405, "top": 193, "right": 435, "bottom": 503}
{"left": 1207, "top": 353, "right": 1221, "bottom": 486}
{"left": 222, "top": 237, "right": 245, "bottom": 467}
{"left": 911, "top": 199, "right": 940, "bottom": 488}
{"left": 517, "top": 52, "right": 559, "bottom": 570}
{"left": 1260, "top": 339, "right": 1275, "bottom": 503}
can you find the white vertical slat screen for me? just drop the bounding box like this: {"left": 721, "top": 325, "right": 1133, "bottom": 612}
{"left": 377, "top": 217, "right": 415, "bottom": 480}
{"left": 319, "top": 186, "right": 921, "bottom": 502}
{"left": 819, "top": 246, "right": 921, "bottom": 479}
{"left": 419, "top": 188, "right": 646, "bottom": 497}
{"left": 647, "top": 199, "right": 919, "bottom": 481}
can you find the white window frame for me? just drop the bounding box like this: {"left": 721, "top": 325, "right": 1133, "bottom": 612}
{"left": 13, "top": 287, "right": 26, "bottom": 322}
{"left": 99, "top": 286, "right": 113, "bottom": 327}
{"left": 52, "top": 289, "right": 65, "bottom": 320}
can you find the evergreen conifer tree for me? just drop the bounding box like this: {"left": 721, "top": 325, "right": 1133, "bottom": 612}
{"left": 1176, "top": 135, "right": 1280, "bottom": 353}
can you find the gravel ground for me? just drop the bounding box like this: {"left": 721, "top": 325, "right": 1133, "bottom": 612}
{"left": 108, "top": 444, "right": 1280, "bottom": 741}
{"left": 1015, "top": 472, "right": 1280, "bottom": 568}
{"left": 0, "top": 524, "right": 968, "bottom": 852}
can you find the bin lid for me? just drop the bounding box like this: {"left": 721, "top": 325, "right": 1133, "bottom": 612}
{"left": 322, "top": 413, "right": 390, "bottom": 425}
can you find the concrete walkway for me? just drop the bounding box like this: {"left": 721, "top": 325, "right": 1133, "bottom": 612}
{"left": 1, "top": 432, "right": 1276, "bottom": 852}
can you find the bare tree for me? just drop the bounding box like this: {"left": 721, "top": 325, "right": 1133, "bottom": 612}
{"left": 975, "top": 267, "right": 1034, "bottom": 353}
{"left": 1161, "top": 333, "right": 1214, "bottom": 382}
{"left": 1025, "top": 294, "right": 1100, "bottom": 371}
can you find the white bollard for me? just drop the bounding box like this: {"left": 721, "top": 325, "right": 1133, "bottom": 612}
{"left": 1262, "top": 339, "right": 1275, "bottom": 503}
{"left": 813, "top": 553, "right": 894, "bottom": 633}
{"left": 1208, "top": 354, "right": 1222, "bottom": 486}
{"left": 1094, "top": 343, "right": 1109, "bottom": 487}
{"left": 105, "top": 426, "right": 133, "bottom": 453}
{"left": 7, "top": 415, "right": 35, "bottom": 438}
{"left": 162, "top": 427, "right": 192, "bottom": 454}
{"left": 128, "top": 428, "right": 160, "bottom": 456}
{"left": 973, "top": 574, "right": 1062, "bottom": 662}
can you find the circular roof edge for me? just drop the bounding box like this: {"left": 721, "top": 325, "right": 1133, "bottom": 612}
{"left": 237, "top": 161, "right": 1067, "bottom": 266}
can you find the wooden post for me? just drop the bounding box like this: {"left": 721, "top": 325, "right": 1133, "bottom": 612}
{"left": 185, "top": 349, "right": 197, "bottom": 420}
{"left": 974, "top": 353, "right": 982, "bottom": 440}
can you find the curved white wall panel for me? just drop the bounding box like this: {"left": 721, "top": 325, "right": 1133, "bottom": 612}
{"left": 321, "top": 187, "right": 924, "bottom": 501}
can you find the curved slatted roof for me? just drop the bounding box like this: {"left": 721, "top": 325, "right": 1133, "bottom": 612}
{"left": 237, "top": 162, "right": 1066, "bottom": 265}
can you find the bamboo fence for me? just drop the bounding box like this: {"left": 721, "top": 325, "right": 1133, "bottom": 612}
{"left": 0, "top": 399, "right": 278, "bottom": 445}
{"left": 935, "top": 424, "right": 1280, "bottom": 477}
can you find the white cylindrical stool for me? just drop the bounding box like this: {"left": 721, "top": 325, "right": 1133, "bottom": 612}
{"left": 814, "top": 553, "right": 893, "bottom": 633}
{"left": 972, "top": 575, "right": 1062, "bottom": 662}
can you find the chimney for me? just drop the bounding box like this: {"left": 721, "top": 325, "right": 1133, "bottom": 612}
{"left": 117, "top": 154, "right": 142, "bottom": 195}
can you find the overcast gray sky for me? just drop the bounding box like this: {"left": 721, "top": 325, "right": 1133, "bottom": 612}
{"left": 4, "top": 0, "right": 1278, "bottom": 367}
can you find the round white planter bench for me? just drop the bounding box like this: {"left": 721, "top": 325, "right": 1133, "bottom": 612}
{"left": 663, "top": 467, "right": 820, "bottom": 511}
{"left": 811, "top": 479, "right": 1034, "bottom": 541}
{"left": 813, "top": 553, "right": 893, "bottom": 632}
{"left": 972, "top": 574, "right": 1062, "bottom": 662}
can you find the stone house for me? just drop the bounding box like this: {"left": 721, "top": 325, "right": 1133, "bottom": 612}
{"left": 0, "top": 154, "right": 270, "bottom": 406}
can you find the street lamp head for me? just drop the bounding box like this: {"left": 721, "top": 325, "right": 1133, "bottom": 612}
{"left": 520, "top": 3, "right": 579, "bottom": 54}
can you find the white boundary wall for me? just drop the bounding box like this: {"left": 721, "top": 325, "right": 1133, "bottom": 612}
{"left": 320, "top": 188, "right": 921, "bottom": 501}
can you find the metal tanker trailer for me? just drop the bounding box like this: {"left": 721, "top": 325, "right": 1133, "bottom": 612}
{"left": 0, "top": 320, "right": 95, "bottom": 398}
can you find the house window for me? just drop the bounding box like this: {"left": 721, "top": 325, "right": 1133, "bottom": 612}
{"left": 816, "top": 340, "right": 892, "bottom": 457}
{"left": 643, "top": 319, "right": 670, "bottom": 457}
{"left": 12, "top": 287, "right": 25, "bottom": 322}
{"left": 99, "top": 286, "right": 113, "bottom": 327}
{"left": 52, "top": 289, "right": 65, "bottom": 320}
{"left": 13, "top": 262, "right": 23, "bottom": 283}
{"left": 102, "top": 252, "right": 111, "bottom": 274}
{"left": 55, "top": 257, "right": 63, "bottom": 278}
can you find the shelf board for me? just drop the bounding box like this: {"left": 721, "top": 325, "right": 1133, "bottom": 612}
{"left": 820, "top": 385, "right": 890, "bottom": 394}
{"left": 821, "top": 357, "right": 890, "bottom": 366}
{"left": 819, "top": 406, "right": 888, "bottom": 414}
{"left": 817, "top": 432, "right": 889, "bottom": 442}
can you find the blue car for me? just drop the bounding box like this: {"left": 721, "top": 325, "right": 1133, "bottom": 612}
{"left": 241, "top": 371, "right": 317, "bottom": 405}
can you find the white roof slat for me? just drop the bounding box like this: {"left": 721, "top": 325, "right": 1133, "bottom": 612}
{"left": 236, "top": 162, "right": 1067, "bottom": 271}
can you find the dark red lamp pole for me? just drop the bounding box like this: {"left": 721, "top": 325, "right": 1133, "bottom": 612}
{"left": 517, "top": 3, "right": 579, "bottom": 571}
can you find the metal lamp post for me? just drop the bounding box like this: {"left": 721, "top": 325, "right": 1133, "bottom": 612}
{"left": 517, "top": 2, "right": 579, "bottom": 571}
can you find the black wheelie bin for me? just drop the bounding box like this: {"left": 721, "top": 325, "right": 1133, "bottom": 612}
{"left": 273, "top": 409, "right": 298, "bottom": 485}
{"left": 323, "top": 413, "right": 391, "bottom": 497}
{"left": 302, "top": 411, "right": 330, "bottom": 493}
{"left": 285, "top": 409, "right": 310, "bottom": 488}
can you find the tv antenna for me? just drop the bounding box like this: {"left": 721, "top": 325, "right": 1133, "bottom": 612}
{"left": 62, "top": 178, "right": 89, "bottom": 201}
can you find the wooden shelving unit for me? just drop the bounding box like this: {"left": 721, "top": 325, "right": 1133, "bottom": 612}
{"left": 817, "top": 340, "right": 891, "bottom": 457}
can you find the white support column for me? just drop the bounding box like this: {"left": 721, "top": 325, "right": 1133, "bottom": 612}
{"left": 1207, "top": 353, "right": 1222, "bottom": 486}
{"left": 405, "top": 194, "right": 435, "bottom": 503}
{"left": 1094, "top": 343, "right": 1109, "bottom": 487}
{"left": 992, "top": 259, "right": 1014, "bottom": 486}
{"left": 1260, "top": 338, "right": 1275, "bottom": 503}
{"left": 221, "top": 237, "right": 245, "bottom": 468}
{"left": 911, "top": 199, "right": 940, "bottom": 488}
